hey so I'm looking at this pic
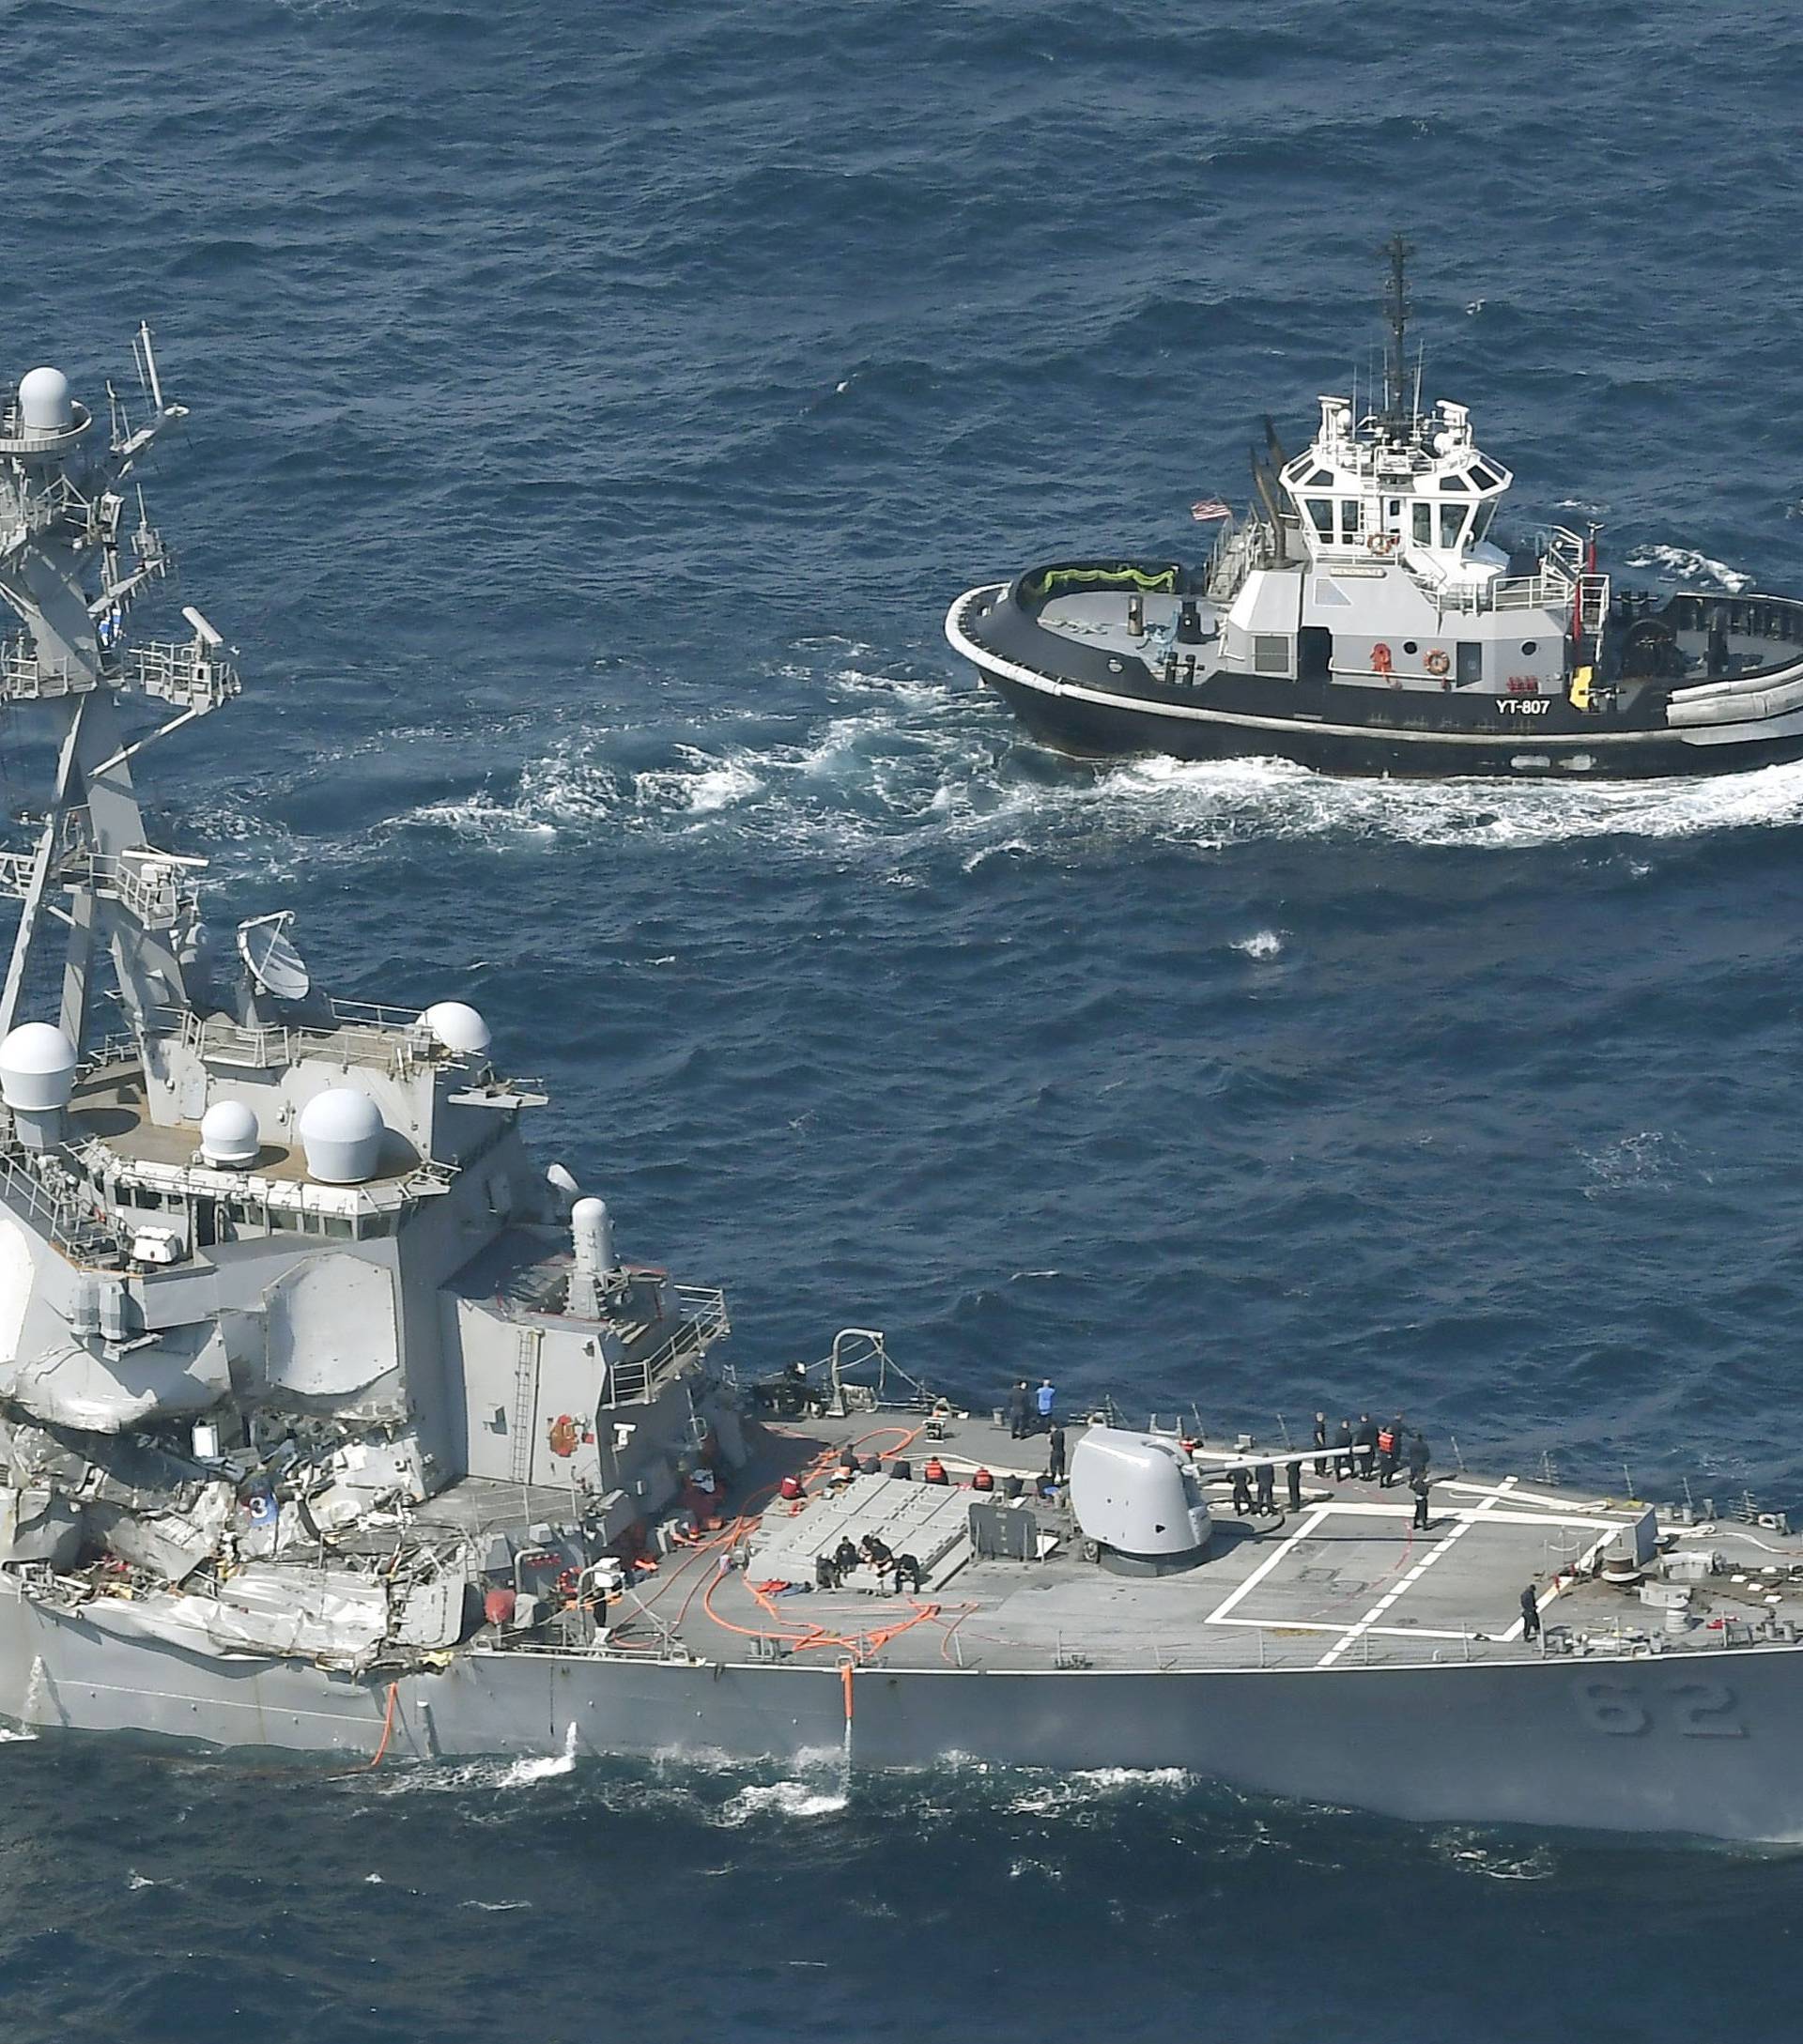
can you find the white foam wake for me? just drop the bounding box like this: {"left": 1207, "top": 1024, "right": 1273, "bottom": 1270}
{"left": 249, "top": 640, "right": 1803, "bottom": 878}
{"left": 715, "top": 1779, "right": 849, "bottom": 1824}
{"left": 498, "top": 1722, "right": 579, "bottom": 1787}
{"left": 1623, "top": 543, "right": 1755, "bottom": 593}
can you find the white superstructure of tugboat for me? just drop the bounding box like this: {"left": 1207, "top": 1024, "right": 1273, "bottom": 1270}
{"left": 948, "top": 238, "right": 1803, "bottom": 778}
{"left": 12, "top": 333, "right": 1803, "bottom": 1842}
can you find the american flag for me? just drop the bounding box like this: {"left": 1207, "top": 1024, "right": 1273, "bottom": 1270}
{"left": 1190, "top": 498, "right": 1231, "bottom": 522}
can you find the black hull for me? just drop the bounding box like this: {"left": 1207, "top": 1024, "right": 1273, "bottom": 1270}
{"left": 979, "top": 669, "right": 1803, "bottom": 781}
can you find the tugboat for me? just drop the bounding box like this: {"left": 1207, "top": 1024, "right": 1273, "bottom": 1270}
{"left": 947, "top": 238, "right": 1803, "bottom": 779}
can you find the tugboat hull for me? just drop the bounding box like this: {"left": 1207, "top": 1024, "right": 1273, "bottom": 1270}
{"left": 949, "top": 584, "right": 1803, "bottom": 782}
{"left": 981, "top": 668, "right": 1803, "bottom": 780}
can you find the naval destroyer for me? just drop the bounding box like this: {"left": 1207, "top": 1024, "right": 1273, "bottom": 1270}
{"left": 2, "top": 332, "right": 1802, "bottom": 1842}
{"left": 947, "top": 238, "right": 1803, "bottom": 778}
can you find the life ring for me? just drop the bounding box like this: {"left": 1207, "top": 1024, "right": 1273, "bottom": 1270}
{"left": 555, "top": 1566, "right": 582, "bottom": 1597}
{"left": 1425, "top": 650, "right": 1451, "bottom": 678}
{"left": 1366, "top": 532, "right": 1398, "bottom": 557}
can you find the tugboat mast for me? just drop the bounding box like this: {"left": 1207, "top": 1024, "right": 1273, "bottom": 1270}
{"left": 1380, "top": 231, "right": 1414, "bottom": 434}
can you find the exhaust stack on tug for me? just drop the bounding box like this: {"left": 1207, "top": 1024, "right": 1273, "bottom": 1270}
{"left": 1069, "top": 1427, "right": 1212, "bottom": 1576}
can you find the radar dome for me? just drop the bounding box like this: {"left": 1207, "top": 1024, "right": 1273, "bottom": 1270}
{"left": 297, "top": 1087, "right": 385, "bottom": 1185}
{"left": 0, "top": 1022, "right": 77, "bottom": 1112}
{"left": 199, "top": 1099, "right": 260, "bottom": 1169}
{"left": 420, "top": 1001, "right": 492, "bottom": 1056}
{"left": 18, "top": 367, "right": 72, "bottom": 433}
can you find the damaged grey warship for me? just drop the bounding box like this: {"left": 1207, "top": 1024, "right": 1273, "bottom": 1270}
{"left": 5, "top": 332, "right": 1803, "bottom": 1843}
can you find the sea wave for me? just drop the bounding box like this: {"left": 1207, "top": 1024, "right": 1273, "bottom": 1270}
{"left": 1623, "top": 544, "right": 1756, "bottom": 594}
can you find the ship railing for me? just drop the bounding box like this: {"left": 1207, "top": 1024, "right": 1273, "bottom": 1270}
{"left": 0, "top": 1148, "right": 117, "bottom": 1262}
{"left": 1202, "top": 516, "right": 1277, "bottom": 605}
{"left": 114, "top": 639, "right": 240, "bottom": 712}
{"left": 77, "top": 1029, "right": 144, "bottom": 1079}
{"left": 0, "top": 638, "right": 95, "bottom": 700}
{"left": 87, "top": 851, "right": 204, "bottom": 932}
{"left": 328, "top": 995, "right": 438, "bottom": 1033}
{"left": 177, "top": 1007, "right": 427, "bottom": 1077}
{"left": 608, "top": 1286, "right": 731, "bottom": 1403}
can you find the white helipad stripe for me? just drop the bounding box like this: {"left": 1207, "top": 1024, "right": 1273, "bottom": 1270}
{"left": 1208, "top": 1614, "right": 1487, "bottom": 1643}
{"left": 1500, "top": 1524, "right": 1623, "bottom": 1640}
{"left": 1203, "top": 1506, "right": 1332, "bottom": 1625}
{"left": 1315, "top": 1476, "right": 1519, "bottom": 1667}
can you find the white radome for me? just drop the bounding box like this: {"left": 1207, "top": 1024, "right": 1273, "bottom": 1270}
{"left": 297, "top": 1087, "right": 386, "bottom": 1184}
{"left": 199, "top": 1099, "right": 260, "bottom": 1168}
{"left": 18, "top": 366, "right": 73, "bottom": 432}
{"left": 0, "top": 1022, "right": 78, "bottom": 1113}
{"left": 420, "top": 1001, "right": 492, "bottom": 1055}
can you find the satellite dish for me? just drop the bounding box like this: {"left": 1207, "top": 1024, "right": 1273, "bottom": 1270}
{"left": 236, "top": 913, "right": 311, "bottom": 1002}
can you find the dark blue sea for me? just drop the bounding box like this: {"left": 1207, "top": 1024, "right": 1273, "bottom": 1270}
{"left": 10, "top": 0, "right": 1803, "bottom": 2036}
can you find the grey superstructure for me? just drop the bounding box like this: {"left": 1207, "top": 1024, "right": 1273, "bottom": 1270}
{"left": 1, "top": 336, "right": 1801, "bottom": 1844}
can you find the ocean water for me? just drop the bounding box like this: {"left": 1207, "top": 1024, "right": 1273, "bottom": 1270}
{"left": 8, "top": 0, "right": 1803, "bottom": 2036}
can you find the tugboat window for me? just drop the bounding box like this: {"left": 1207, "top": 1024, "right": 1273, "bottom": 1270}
{"left": 1339, "top": 499, "right": 1360, "bottom": 541}
{"left": 1443, "top": 472, "right": 1472, "bottom": 491}
{"left": 1403, "top": 640, "right": 1419, "bottom": 655}
{"left": 1438, "top": 505, "right": 1466, "bottom": 548}
{"left": 1521, "top": 640, "right": 1537, "bottom": 654}
{"left": 1412, "top": 503, "right": 1433, "bottom": 544}
{"left": 1305, "top": 499, "right": 1333, "bottom": 536}
{"left": 1254, "top": 634, "right": 1290, "bottom": 673}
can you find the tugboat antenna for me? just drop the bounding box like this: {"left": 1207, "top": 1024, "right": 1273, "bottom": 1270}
{"left": 1381, "top": 231, "right": 1414, "bottom": 424}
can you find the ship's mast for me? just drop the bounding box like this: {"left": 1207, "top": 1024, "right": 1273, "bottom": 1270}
{"left": 1380, "top": 231, "right": 1414, "bottom": 435}
{"left": 0, "top": 330, "right": 237, "bottom": 1056}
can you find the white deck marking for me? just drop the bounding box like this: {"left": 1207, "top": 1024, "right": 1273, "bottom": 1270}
{"left": 1203, "top": 1506, "right": 1331, "bottom": 1624}
{"left": 1207, "top": 1614, "right": 1489, "bottom": 1643}
{"left": 1500, "top": 1525, "right": 1623, "bottom": 1640}
{"left": 1315, "top": 1477, "right": 1519, "bottom": 1667}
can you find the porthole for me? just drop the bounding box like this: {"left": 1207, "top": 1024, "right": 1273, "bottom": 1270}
{"left": 1402, "top": 640, "right": 1418, "bottom": 655}
{"left": 1521, "top": 640, "right": 1538, "bottom": 655}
